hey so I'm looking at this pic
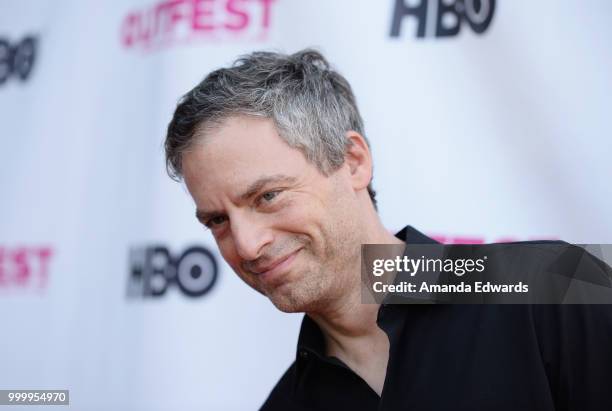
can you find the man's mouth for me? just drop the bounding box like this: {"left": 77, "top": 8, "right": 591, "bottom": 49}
{"left": 250, "top": 249, "right": 302, "bottom": 280}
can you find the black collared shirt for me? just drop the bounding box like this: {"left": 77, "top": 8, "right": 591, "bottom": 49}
{"left": 260, "top": 226, "right": 612, "bottom": 411}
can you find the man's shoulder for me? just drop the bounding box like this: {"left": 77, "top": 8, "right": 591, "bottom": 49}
{"left": 259, "top": 361, "right": 305, "bottom": 411}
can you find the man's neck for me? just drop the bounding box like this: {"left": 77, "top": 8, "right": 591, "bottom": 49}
{"left": 307, "top": 283, "right": 389, "bottom": 396}
{"left": 305, "top": 224, "right": 403, "bottom": 395}
{"left": 308, "top": 222, "right": 402, "bottom": 336}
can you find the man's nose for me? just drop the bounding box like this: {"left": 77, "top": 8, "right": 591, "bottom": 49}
{"left": 230, "top": 214, "right": 273, "bottom": 261}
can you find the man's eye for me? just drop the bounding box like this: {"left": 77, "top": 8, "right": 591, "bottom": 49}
{"left": 205, "top": 215, "right": 227, "bottom": 228}
{"left": 260, "top": 190, "right": 280, "bottom": 203}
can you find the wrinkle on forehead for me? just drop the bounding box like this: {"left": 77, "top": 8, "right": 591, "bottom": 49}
{"left": 181, "top": 115, "right": 312, "bottom": 211}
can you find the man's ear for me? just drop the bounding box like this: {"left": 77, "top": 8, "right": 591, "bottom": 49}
{"left": 344, "top": 131, "right": 373, "bottom": 192}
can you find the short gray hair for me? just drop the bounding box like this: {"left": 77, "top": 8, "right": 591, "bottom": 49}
{"left": 164, "top": 48, "right": 377, "bottom": 208}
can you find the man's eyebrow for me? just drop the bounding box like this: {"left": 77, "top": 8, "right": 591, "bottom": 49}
{"left": 239, "top": 174, "right": 297, "bottom": 201}
{"left": 194, "top": 175, "right": 297, "bottom": 223}
{"left": 195, "top": 209, "right": 220, "bottom": 224}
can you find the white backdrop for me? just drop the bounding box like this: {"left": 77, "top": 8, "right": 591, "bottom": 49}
{"left": 1, "top": 1, "right": 611, "bottom": 410}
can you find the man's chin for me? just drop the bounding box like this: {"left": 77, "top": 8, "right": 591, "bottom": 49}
{"left": 267, "top": 291, "right": 312, "bottom": 313}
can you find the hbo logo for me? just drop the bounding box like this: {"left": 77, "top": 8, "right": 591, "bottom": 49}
{"left": 390, "top": 0, "right": 496, "bottom": 38}
{"left": 128, "top": 246, "right": 218, "bottom": 298}
{"left": 0, "top": 36, "right": 37, "bottom": 86}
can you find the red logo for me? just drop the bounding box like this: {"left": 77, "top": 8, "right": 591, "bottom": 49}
{"left": 430, "top": 234, "right": 558, "bottom": 244}
{"left": 0, "top": 246, "right": 53, "bottom": 292}
{"left": 121, "top": 0, "right": 276, "bottom": 51}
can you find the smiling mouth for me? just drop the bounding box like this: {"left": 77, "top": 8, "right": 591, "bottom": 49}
{"left": 251, "top": 248, "right": 302, "bottom": 281}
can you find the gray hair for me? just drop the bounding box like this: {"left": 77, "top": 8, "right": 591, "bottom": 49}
{"left": 164, "top": 48, "right": 377, "bottom": 208}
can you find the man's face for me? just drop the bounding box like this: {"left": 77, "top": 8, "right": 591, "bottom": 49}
{"left": 182, "top": 115, "right": 363, "bottom": 313}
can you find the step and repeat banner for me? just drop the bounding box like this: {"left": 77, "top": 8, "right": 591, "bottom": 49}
{"left": 1, "top": 1, "right": 611, "bottom": 409}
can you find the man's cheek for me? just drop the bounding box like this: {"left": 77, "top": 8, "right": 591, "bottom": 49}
{"left": 217, "top": 249, "right": 246, "bottom": 280}
{"left": 217, "top": 240, "right": 238, "bottom": 267}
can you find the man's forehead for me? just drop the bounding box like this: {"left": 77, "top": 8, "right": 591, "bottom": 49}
{"left": 188, "top": 117, "right": 306, "bottom": 169}
{"left": 194, "top": 114, "right": 282, "bottom": 148}
{"left": 182, "top": 116, "right": 320, "bottom": 210}
{"left": 183, "top": 144, "right": 305, "bottom": 193}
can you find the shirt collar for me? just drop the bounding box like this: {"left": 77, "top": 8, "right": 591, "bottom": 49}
{"left": 395, "top": 225, "right": 440, "bottom": 245}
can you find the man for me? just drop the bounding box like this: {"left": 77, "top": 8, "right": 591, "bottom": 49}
{"left": 165, "top": 49, "right": 612, "bottom": 410}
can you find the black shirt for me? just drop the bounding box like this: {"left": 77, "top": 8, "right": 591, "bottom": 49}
{"left": 260, "top": 226, "right": 612, "bottom": 411}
